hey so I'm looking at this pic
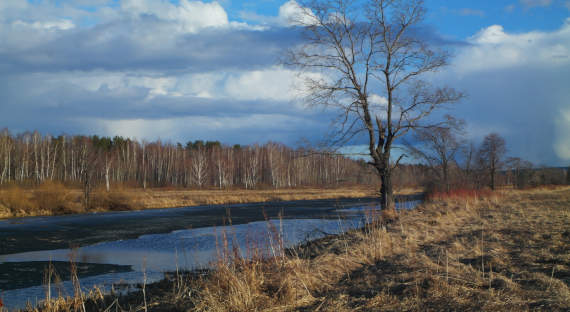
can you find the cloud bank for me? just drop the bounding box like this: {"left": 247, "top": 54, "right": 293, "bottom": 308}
{"left": 0, "top": 0, "right": 568, "bottom": 166}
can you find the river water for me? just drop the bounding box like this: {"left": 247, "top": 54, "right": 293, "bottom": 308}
{"left": 0, "top": 196, "right": 421, "bottom": 310}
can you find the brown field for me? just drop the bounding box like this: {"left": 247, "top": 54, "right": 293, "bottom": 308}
{"left": 16, "top": 186, "right": 570, "bottom": 311}
{"left": 0, "top": 184, "right": 409, "bottom": 219}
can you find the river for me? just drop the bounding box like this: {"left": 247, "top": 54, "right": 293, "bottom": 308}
{"left": 0, "top": 195, "right": 421, "bottom": 310}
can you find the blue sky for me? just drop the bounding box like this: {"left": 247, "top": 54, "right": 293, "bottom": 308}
{"left": 0, "top": 0, "right": 569, "bottom": 166}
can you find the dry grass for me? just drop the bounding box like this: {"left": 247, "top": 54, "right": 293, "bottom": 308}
{"left": 0, "top": 182, "right": 82, "bottom": 217}
{"left": 187, "top": 186, "right": 570, "bottom": 311}
{"left": 15, "top": 186, "right": 569, "bottom": 311}
{"left": 0, "top": 184, "right": 38, "bottom": 218}
{"left": 129, "top": 187, "right": 380, "bottom": 209}
{"left": 0, "top": 185, "right": 387, "bottom": 219}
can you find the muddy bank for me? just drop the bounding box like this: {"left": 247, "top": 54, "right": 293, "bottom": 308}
{"left": 0, "top": 261, "right": 132, "bottom": 291}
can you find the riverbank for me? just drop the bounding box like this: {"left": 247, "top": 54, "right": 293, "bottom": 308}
{"left": 0, "top": 185, "right": 411, "bottom": 219}
{"left": 18, "top": 186, "right": 569, "bottom": 311}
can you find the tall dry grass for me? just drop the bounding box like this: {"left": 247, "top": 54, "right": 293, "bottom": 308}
{"left": 90, "top": 186, "right": 141, "bottom": 212}
{"left": 189, "top": 186, "right": 570, "bottom": 311}
{"left": 0, "top": 184, "right": 38, "bottom": 216}
{"left": 0, "top": 181, "right": 81, "bottom": 217}
{"left": 15, "top": 186, "right": 569, "bottom": 311}
{"left": 0, "top": 185, "right": 385, "bottom": 218}
{"left": 34, "top": 181, "right": 78, "bottom": 215}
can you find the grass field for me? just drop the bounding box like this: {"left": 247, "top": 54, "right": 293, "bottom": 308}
{"left": 0, "top": 184, "right": 400, "bottom": 219}
{"left": 15, "top": 186, "right": 569, "bottom": 311}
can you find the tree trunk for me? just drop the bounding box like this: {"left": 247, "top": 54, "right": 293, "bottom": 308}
{"left": 381, "top": 175, "right": 394, "bottom": 211}
{"left": 443, "top": 160, "right": 449, "bottom": 193}
{"left": 490, "top": 166, "right": 496, "bottom": 190}
{"left": 375, "top": 160, "right": 394, "bottom": 211}
{"left": 105, "top": 155, "right": 110, "bottom": 192}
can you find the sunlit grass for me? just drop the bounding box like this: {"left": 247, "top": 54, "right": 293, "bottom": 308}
{"left": 13, "top": 185, "right": 570, "bottom": 311}
{"left": 0, "top": 185, "right": 394, "bottom": 218}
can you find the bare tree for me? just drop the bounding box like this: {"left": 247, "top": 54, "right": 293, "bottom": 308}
{"left": 478, "top": 133, "right": 507, "bottom": 190}
{"left": 287, "top": 0, "right": 463, "bottom": 209}
{"left": 404, "top": 115, "right": 465, "bottom": 192}
{"left": 505, "top": 157, "right": 533, "bottom": 189}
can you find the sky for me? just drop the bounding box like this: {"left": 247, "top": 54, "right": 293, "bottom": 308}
{"left": 0, "top": 0, "right": 569, "bottom": 166}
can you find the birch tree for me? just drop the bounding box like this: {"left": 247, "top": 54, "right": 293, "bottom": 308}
{"left": 191, "top": 146, "right": 208, "bottom": 188}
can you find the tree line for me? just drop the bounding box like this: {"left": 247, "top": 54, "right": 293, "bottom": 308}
{"left": 0, "top": 127, "right": 566, "bottom": 200}
{"left": 404, "top": 121, "right": 569, "bottom": 193}
{"left": 0, "top": 129, "right": 381, "bottom": 192}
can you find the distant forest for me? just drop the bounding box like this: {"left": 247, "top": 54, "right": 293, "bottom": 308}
{"left": 0, "top": 129, "right": 567, "bottom": 192}
{"left": 0, "top": 129, "right": 385, "bottom": 190}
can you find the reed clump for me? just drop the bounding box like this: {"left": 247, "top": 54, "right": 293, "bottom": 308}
{"left": 0, "top": 184, "right": 38, "bottom": 216}
{"left": 90, "top": 187, "right": 141, "bottom": 212}
{"left": 34, "top": 181, "right": 78, "bottom": 215}
{"left": 0, "top": 181, "right": 80, "bottom": 216}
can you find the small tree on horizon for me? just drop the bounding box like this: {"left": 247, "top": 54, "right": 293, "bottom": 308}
{"left": 479, "top": 133, "right": 507, "bottom": 190}
{"left": 404, "top": 115, "right": 465, "bottom": 192}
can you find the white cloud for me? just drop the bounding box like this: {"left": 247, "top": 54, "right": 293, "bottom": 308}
{"left": 278, "top": 0, "right": 317, "bottom": 26}
{"left": 175, "top": 72, "right": 227, "bottom": 99}
{"left": 13, "top": 19, "right": 75, "bottom": 30}
{"left": 565, "top": 1, "right": 570, "bottom": 10}
{"left": 19, "top": 67, "right": 315, "bottom": 107}
{"left": 368, "top": 94, "right": 388, "bottom": 106}
{"left": 32, "top": 71, "right": 179, "bottom": 100}
{"left": 121, "top": 0, "right": 229, "bottom": 33}
{"left": 224, "top": 67, "right": 297, "bottom": 101}
{"left": 471, "top": 25, "right": 510, "bottom": 44}
{"left": 455, "top": 21, "right": 570, "bottom": 73}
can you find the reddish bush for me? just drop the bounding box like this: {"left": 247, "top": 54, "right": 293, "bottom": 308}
{"left": 427, "top": 188, "right": 494, "bottom": 201}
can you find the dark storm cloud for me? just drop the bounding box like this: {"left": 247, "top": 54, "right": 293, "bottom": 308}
{"left": 0, "top": 73, "right": 319, "bottom": 120}
{"left": 0, "top": 18, "right": 301, "bottom": 74}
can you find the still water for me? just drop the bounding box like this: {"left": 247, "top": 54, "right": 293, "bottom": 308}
{"left": 0, "top": 196, "right": 420, "bottom": 309}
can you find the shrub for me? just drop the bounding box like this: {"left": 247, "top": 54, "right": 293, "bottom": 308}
{"left": 427, "top": 188, "right": 494, "bottom": 202}
{"left": 91, "top": 188, "right": 139, "bottom": 211}
{"left": 34, "top": 181, "right": 73, "bottom": 214}
{"left": 0, "top": 185, "right": 38, "bottom": 214}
